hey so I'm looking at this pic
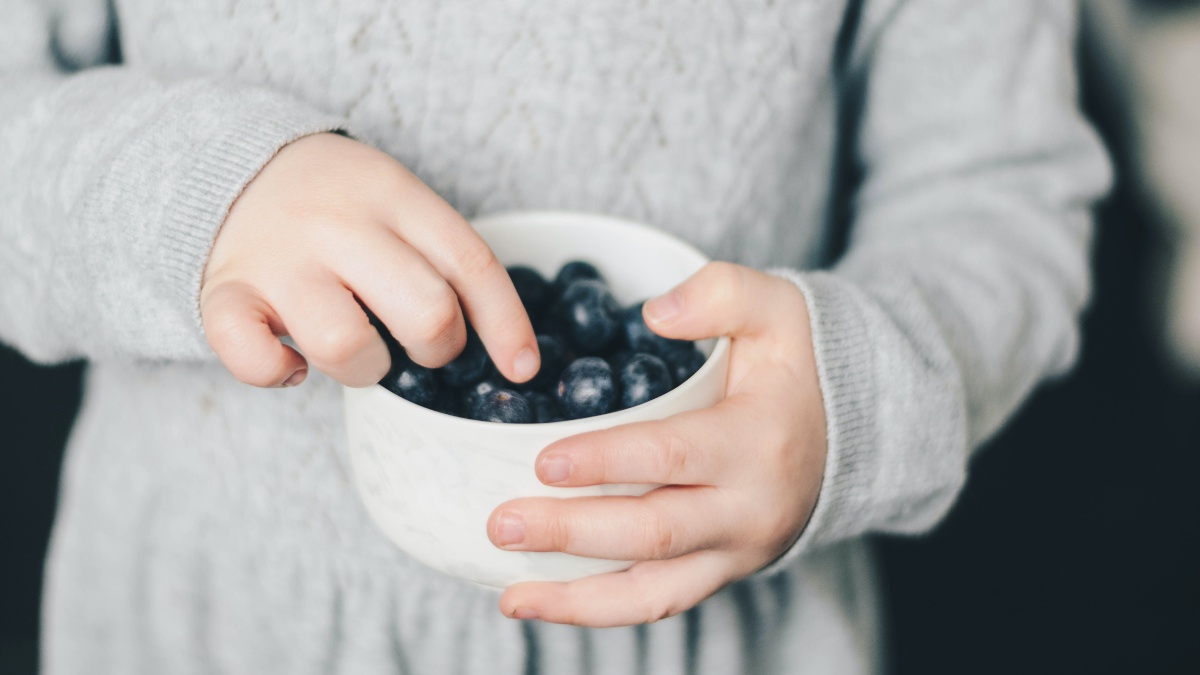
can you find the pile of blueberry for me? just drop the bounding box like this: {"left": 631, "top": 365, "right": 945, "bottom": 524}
{"left": 375, "top": 261, "right": 708, "bottom": 423}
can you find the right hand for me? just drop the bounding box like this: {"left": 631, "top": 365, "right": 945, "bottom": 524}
{"left": 200, "top": 132, "right": 539, "bottom": 388}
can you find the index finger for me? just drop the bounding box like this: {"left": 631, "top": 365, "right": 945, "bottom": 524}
{"left": 385, "top": 170, "right": 539, "bottom": 383}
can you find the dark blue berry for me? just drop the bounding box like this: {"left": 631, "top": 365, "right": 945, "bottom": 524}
{"left": 507, "top": 266, "right": 553, "bottom": 319}
{"left": 556, "top": 357, "right": 617, "bottom": 420}
{"left": 431, "top": 383, "right": 462, "bottom": 416}
{"left": 618, "top": 353, "right": 673, "bottom": 409}
{"left": 462, "top": 378, "right": 502, "bottom": 412}
{"left": 607, "top": 349, "right": 635, "bottom": 373}
{"left": 622, "top": 302, "right": 692, "bottom": 356}
{"left": 553, "top": 260, "right": 603, "bottom": 297}
{"left": 532, "top": 310, "right": 568, "bottom": 338}
{"left": 380, "top": 354, "right": 439, "bottom": 407}
{"left": 556, "top": 280, "right": 621, "bottom": 353}
{"left": 524, "top": 391, "right": 565, "bottom": 423}
{"left": 439, "top": 330, "right": 490, "bottom": 388}
{"left": 469, "top": 388, "right": 534, "bottom": 424}
{"left": 664, "top": 347, "right": 707, "bottom": 386}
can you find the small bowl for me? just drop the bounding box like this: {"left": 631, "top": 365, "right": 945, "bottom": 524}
{"left": 343, "top": 211, "right": 730, "bottom": 589}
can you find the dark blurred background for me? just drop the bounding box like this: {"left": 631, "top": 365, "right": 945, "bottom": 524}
{"left": 3, "top": 2, "right": 1199, "bottom": 674}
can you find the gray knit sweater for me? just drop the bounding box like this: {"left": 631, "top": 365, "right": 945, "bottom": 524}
{"left": 0, "top": 1, "right": 1109, "bottom": 673}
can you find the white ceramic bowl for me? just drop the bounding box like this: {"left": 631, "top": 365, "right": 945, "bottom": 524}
{"left": 343, "top": 211, "right": 730, "bottom": 589}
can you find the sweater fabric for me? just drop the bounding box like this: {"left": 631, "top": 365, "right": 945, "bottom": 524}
{"left": 0, "top": 0, "right": 1110, "bottom": 673}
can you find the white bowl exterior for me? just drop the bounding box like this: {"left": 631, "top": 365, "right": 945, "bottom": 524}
{"left": 345, "top": 211, "right": 730, "bottom": 589}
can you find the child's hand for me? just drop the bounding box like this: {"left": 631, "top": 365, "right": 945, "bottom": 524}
{"left": 200, "top": 133, "right": 538, "bottom": 388}
{"left": 487, "top": 263, "right": 827, "bottom": 626}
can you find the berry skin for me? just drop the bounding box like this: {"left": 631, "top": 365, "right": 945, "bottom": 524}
{"left": 532, "top": 310, "right": 568, "bottom": 338}
{"left": 556, "top": 279, "right": 621, "bottom": 353}
{"left": 431, "top": 384, "right": 462, "bottom": 416}
{"left": 622, "top": 302, "right": 692, "bottom": 356}
{"left": 664, "top": 347, "right": 707, "bottom": 386}
{"left": 379, "top": 354, "right": 439, "bottom": 408}
{"left": 439, "top": 330, "right": 491, "bottom": 388}
{"left": 524, "top": 390, "right": 565, "bottom": 423}
{"left": 607, "top": 349, "right": 635, "bottom": 373}
{"left": 553, "top": 260, "right": 603, "bottom": 297}
{"left": 556, "top": 357, "right": 617, "bottom": 420}
{"left": 462, "top": 378, "right": 502, "bottom": 412}
{"left": 618, "top": 353, "right": 673, "bottom": 409}
{"left": 469, "top": 388, "right": 534, "bottom": 424}
{"left": 507, "top": 265, "right": 553, "bottom": 319}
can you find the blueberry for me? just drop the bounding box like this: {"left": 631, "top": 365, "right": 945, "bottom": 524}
{"left": 462, "top": 378, "right": 502, "bottom": 412}
{"left": 379, "top": 354, "right": 439, "bottom": 407}
{"left": 618, "top": 353, "right": 673, "bottom": 409}
{"left": 553, "top": 260, "right": 603, "bottom": 298}
{"left": 622, "top": 302, "right": 692, "bottom": 356}
{"left": 556, "top": 280, "right": 621, "bottom": 353}
{"left": 524, "top": 391, "right": 565, "bottom": 423}
{"left": 664, "top": 347, "right": 707, "bottom": 386}
{"left": 507, "top": 266, "right": 553, "bottom": 319}
{"left": 607, "top": 349, "right": 635, "bottom": 373}
{"left": 556, "top": 356, "right": 617, "bottom": 420}
{"left": 532, "top": 310, "right": 569, "bottom": 338}
{"left": 469, "top": 388, "right": 534, "bottom": 424}
{"left": 439, "top": 330, "right": 490, "bottom": 388}
{"left": 431, "top": 383, "right": 462, "bottom": 416}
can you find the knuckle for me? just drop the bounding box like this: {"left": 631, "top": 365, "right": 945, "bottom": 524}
{"left": 202, "top": 305, "right": 242, "bottom": 352}
{"left": 310, "top": 323, "right": 372, "bottom": 366}
{"left": 643, "top": 507, "right": 676, "bottom": 560}
{"left": 643, "top": 596, "right": 681, "bottom": 624}
{"left": 544, "top": 509, "right": 573, "bottom": 552}
{"left": 411, "top": 288, "right": 462, "bottom": 346}
{"left": 660, "top": 429, "right": 692, "bottom": 482}
{"left": 704, "top": 261, "right": 745, "bottom": 305}
{"left": 455, "top": 238, "right": 504, "bottom": 284}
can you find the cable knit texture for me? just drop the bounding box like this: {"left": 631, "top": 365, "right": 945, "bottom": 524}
{"left": 0, "top": 0, "right": 1109, "bottom": 673}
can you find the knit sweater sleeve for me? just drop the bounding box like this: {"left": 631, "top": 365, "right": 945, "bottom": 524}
{"left": 0, "top": 0, "right": 345, "bottom": 364}
{"left": 759, "top": 0, "right": 1111, "bottom": 573}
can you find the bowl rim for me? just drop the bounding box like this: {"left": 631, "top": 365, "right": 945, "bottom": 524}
{"left": 355, "top": 209, "right": 731, "bottom": 435}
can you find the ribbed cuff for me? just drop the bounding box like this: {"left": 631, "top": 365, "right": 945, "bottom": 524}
{"left": 754, "top": 269, "right": 877, "bottom": 577}
{"left": 116, "top": 83, "right": 347, "bottom": 343}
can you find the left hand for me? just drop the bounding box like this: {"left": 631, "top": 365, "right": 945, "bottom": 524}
{"left": 487, "top": 262, "right": 828, "bottom": 627}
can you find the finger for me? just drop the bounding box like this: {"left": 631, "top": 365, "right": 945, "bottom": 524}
{"left": 201, "top": 281, "right": 309, "bottom": 388}
{"left": 499, "top": 552, "right": 735, "bottom": 627}
{"left": 534, "top": 398, "right": 752, "bottom": 487}
{"left": 383, "top": 171, "right": 539, "bottom": 382}
{"left": 643, "top": 262, "right": 803, "bottom": 340}
{"left": 330, "top": 226, "right": 467, "bottom": 368}
{"left": 273, "top": 275, "right": 391, "bottom": 387}
{"left": 488, "top": 485, "right": 738, "bottom": 560}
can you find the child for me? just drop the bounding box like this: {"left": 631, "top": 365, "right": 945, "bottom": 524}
{"left": 0, "top": 0, "right": 1110, "bottom": 673}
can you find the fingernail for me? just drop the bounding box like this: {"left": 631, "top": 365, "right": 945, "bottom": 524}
{"left": 645, "top": 291, "right": 683, "bottom": 325}
{"left": 541, "top": 456, "right": 571, "bottom": 484}
{"left": 282, "top": 368, "right": 307, "bottom": 387}
{"left": 512, "top": 347, "right": 539, "bottom": 382}
{"left": 496, "top": 513, "right": 525, "bottom": 547}
{"left": 512, "top": 607, "right": 540, "bottom": 620}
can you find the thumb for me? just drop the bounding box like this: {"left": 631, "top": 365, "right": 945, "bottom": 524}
{"left": 202, "top": 281, "right": 310, "bottom": 388}
{"left": 642, "top": 262, "right": 799, "bottom": 340}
